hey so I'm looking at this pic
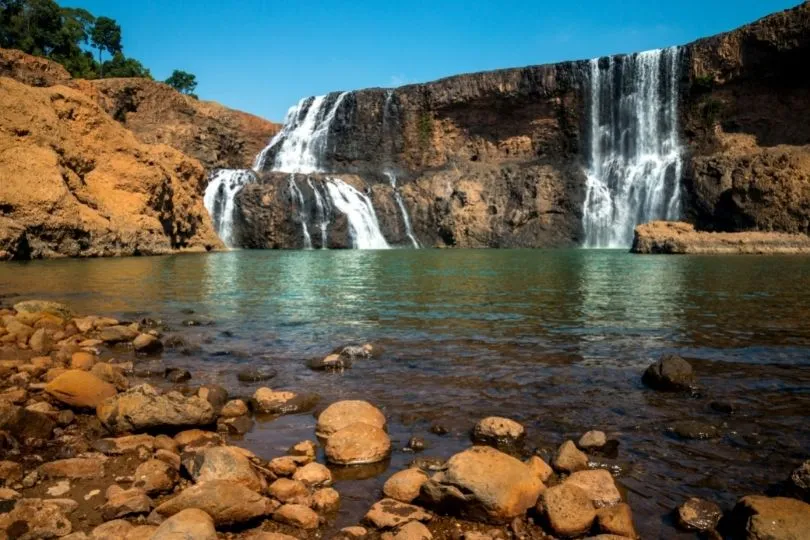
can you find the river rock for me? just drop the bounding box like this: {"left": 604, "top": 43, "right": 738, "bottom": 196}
{"left": 29, "top": 327, "right": 51, "bottom": 354}
{"left": 384, "top": 468, "right": 430, "bottom": 503}
{"left": 0, "top": 498, "right": 73, "bottom": 538}
{"left": 174, "top": 429, "right": 222, "bottom": 449}
{"left": 292, "top": 462, "right": 332, "bottom": 488}
{"left": 39, "top": 458, "right": 104, "bottom": 479}
{"left": 99, "top": 325, "right": 138, "bottom": 344}
{"left": 597, "top": 503, "right": 636, "bottom": 537}
{"left": 45, "top": 370, "right": 117, "bottom": 409}
{"left": 182, "top": 445, "right": 265, "bottom": 492}
{"left": 365, "top": 498, "right": 432, "bottom": 529}
{"left": 308, "top": 353, "right": 351, "bottom": 371}
{"left": 421, "top": 446, "right": 544, "bottom": 522}
{"left": 729, "top": 495, "right": 810, "bottom": 539}
{"left": 151, "top": 508, "right": 216, "bottom": 540}
{"left": 578, "top": 430, "right": 607, "bottom": 450}
{"left": 133, "top": 459, "right": 178, "bottom": 494}
{"left": 252, "top": 387, "right": 316, "bottom": 414}
{"left": 325, "top": 422, "right": 391, "bottom": 465}
{"left": 553, "top": 440, "right": 589, "bottom": 473}
{"left": 90, "top": 362, "right": 129, "bottom": 391}
{"left": 642, "top": 354, "right": 696, "bottom": 391}
{"left": 525, "top": 456, "right": 554, "bottom": 482}
{"left": 197, "top": 385, "right": 229, "bottom": 412}
{"left": 220, "top": 399, "right": 249, "bottom": 417}
{"left": 155, "top": 480, "right": 278, "bottom": 526}
{"left": 0, "top": 405, "right": 55, "bottom": 440}
{"left": 97, "top": 384, "right": 215, "bottom": 433}
{"left": 274, "top": 503, "right": 320, "bottom": 530}
{"left": 93, "top": 434, "right": 155, "bottom": 455}
{"left": 564, "top": 469, "right": 622, "bottom": 508}
{"left": 218, "top": 414, "right": 254, "bottom": 435}
{"left": 70, "top": 351, "right": 95, "bottom": 370}
{"left": 316, "top": 400, "right": 387, "bottom": 437}
{"left": 538, "top": 483, "right": 596, "bottom": 537}
{"left": 676, "top": 497, "right": 722, "bottom": 532}
{"left": 133, "top": 333, "right": 163, "bottom": 354}
{"left": 14, "top": 300, "right": 72, "bottom": 319}
{"left": 394, "top": 521, "right": 433, "bottom": 540}
{"left": 290, "top": 440, "right": 317, "bottom": 460}
{"left": 472, "top": 416, "right": 525, "bottom": 447}
{"left": 312, "top": 487, "right": 341, "bottom": 513}
{"left": 101, "top": 485, "right": 152, "bottom": 520}
{"left": 270, "top": 456, "right": 300, "bottom": 476}
{"left": 237, "top": 368, "right": 278, "bottom": 382}
{"left": 269, "top": 478, "right": 311, "bottom": 505}
{"left": 669, "top": 420, "right": 720, "bottom": 440}
{"left": 91, "top": 519, "right": 134, "bottom": 540}
{"left": 164, "top": 367, "right": 191, "bottom": 383}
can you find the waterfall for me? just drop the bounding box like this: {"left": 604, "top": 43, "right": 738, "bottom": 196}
{"left": 384, "top": 172, "right": 420, "bottom": 248}
{"left": 307, "top": 177, "right": 330, "bottom": 248}
{"left": 203, "top": 169, "right": 254, "bottom": 247}
{"left": 582, "top": 47, "right": 683, "bottom": 248}
{"left": 325, "top": 179, "right": 390, "bottom": 249}
{"left": 287, "top": 175, "right": 313, "bottom": 249}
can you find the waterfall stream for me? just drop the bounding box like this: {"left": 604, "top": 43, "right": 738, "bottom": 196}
{"left": 325, "top": 179, "right": 390, "bottom": 249}
{"left": 287, "top": 175, "right": 313, "bottom": 249}
{"left": 582, "top": 47, "right": 683, "bottom": 248}
{"left": 308, "top": 177, "right": 330, "bottom": 249}
{"left": 203, "top": 169, "right": 255, "bottom": 247}
{"left": 384, "top": 172, "right": 420, "bottom": 248}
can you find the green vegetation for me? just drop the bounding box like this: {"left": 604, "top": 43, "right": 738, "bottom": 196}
{"left": 0, "top": 0, "right": 191, "bottom": 84}
{"left": 165, "top": 69, "right": 197, "bottom": 97}
{"left": 418, "top": 112, "right": 433, "bottom": 148}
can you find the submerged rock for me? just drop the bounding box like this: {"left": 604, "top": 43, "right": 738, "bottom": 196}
{"left": 669, "top": 420, "right": 720, "bottom": 440}
{"left": 676, "top": 497, "right": 722, "bottom": 532}
{"left": 789, "top": 460, "right": 810, "bottom": 502}
{"left": 252, "top": 388, "right": 317, "bottom": 414}
{"left": 642, "top": 354, "right": 696, "bottom": 392}
{"left": 237, "top": 368, "right": 278, "bottom": 382}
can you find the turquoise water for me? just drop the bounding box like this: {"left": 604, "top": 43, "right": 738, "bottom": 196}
{"left": 2, "top": 249, "right": 810, "bottom": 536}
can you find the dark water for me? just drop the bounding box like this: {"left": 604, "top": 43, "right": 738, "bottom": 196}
{"left": 2, "top": 249, "right": 810, "bottom": 538}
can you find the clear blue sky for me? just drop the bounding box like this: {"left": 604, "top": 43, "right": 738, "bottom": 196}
{"left": 67, "top": 0, "right": 801, "bottom": 121}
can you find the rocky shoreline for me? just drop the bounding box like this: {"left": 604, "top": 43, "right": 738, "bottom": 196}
{"left": 631, "top": 222, "right": 810, "bottom": 255}
{"left": 1, "top": 300, "right": 809, "bottom": 539}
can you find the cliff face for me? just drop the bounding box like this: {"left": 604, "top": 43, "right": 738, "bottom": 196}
{"left": 0, "top": 48, "right": 279, "bottom": 260}
{"left": 681, "top": 1, "right": 810, "bottom": 234}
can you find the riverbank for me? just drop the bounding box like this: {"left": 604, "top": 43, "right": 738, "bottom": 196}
{"left": 631, "top": 221, "right": 810, "bottom": 254}
{"left": 1, "top": 297, "right": 809, "bottom": 538}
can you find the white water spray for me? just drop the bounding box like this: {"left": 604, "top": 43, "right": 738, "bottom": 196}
{"left": 384, "top": 172, "right": 419, "bottom": 248}
{"left": 203, "top": 169, "right": 255, "bottom": 247}
{"left": 308, "top": 177, "right": 330, "bottom": 248}
{"left": 582, "top": 47, "right": 683, "bottom": 248}
{"left": 326, "top": 179, "right": 390, "bottom": 249}
{"left": 287, "top": 175, "right": 312, "bottom": 249}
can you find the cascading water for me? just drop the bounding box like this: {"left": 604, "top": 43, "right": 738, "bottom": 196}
{"left": 307, "top": 176, "right": 330, "bottom": 248}
{"left": 325, "top": 179, "right": 390, "bottom": 249}
{"left": 287, "top": 175, "right": 313, "bottom": 249}
{"left": 582, "top": 47, "right": 683, "bottom": 248}
{"left": 203, "top": 169, "right": 255, "bottom": 247}
{"left": 384, "top": 172, "right": 419, "bottom": 248}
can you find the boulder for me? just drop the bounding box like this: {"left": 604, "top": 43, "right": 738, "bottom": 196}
{"left": 420, "top": 446, "right": 544, "bottom": 522}
{"left": 676, "top": 497, "right": 722, "bottom": 532}
{"left": 151, "top": 508, "right": 216, "bottom": 540}
{"left": 133, "top": 459, "right": 178, "bottom": 494}
{"left": 564, "top": 469, "right": 622, "bottom": 508}
{"left": 273, "top": 503, "right": 320, "bottom": 530}
{"left": 293, "top": 462, "right": 332, "bottom": 488}
{"left": 578, "top": 431, "right": 607, "bottom": 450}
{"left": 101, "top": 485, "right": 152, "bottom": 520}
{"left": 132, "top": 333, "right": 163, "bottom": 354}
{"left": 155, "top": 480, "right": 278, "bottom": 526}
{"left": 325, "top": 422, "right": 391, "bottom": 465}
{"left": 252, "top": 387, "right": 316, "bottom": 414}
{"left": 45, "top": 370, "right": 117, "bottom": 409}
{"left": 97, "top": 384, "right": 215, "bottom": 433}
{"left": 471, "top": 417, "right": 525, "bottom": 447}
{"left": 174, "top": 429, "right": 222, "bottom": 449}
{"left": 0, "top": 498, "right": 73, "bottom": 538}
{"left": 538, "top": 483, "right": 596, "bottom": 537}
{"left": 729, "top": 495, "right": 810, "bottom": 540}
{"left": 220, "top": 399, "right": 249, "bottom": 417}
{"left": 270, "top": 456, "right": 299, "bottom": 477}
{"left": 383, "top": 468, "right": 430, "bottom": 503}
{"left": 14, "top": 300, "right": 72, "bottom": 319}
{"left": 182, "top": 445, "right": 265, "bottom": 492}
{"left": 553, "top": 440, "right": 589, "bottom": 473}
{"left": 99, "top": 325, "right": 138, "bottom": 344}
{"left": 364, "top": 498, "right": 432, "bottom": 529}
{"left": 642, "top": 354, "right": 696, "bottom": 391}
{"left": 525, "top": 456, "right": 553, "bottom": 483}
{"left": 394, "top": 521, "right": 433, "bottom": 540}
{"left": 312, "top": 487, "right": 341, "bottom": 513}
{"left": 316, "top": 400, "right": 386, "bottom": 437}
{"left": 269, "top": 478, "right": 311, "bottom": 505}
{"left": 597, "top": 503, "right": 636, "bottom": 538}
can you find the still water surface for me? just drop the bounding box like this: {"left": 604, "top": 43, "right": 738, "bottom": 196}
{"left": 2, "top": 249, "right": 809, "bottom": 537}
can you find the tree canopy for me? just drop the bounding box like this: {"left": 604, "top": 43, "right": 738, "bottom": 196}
{"left": 0, "top": 0, "right": 196, "bottom": 88}
{"left": 165, "top": 69, "right": 197, "bottom": 97}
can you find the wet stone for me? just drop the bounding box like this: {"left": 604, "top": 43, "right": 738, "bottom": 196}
{"left": 364, "top": 498, "right": 432, "bottom": 529}
{"left": 578, "top": 430, "right": 607, "bottom": 450}
{"left": 676, "top": 497, "right": 723, "bottom": 532}
{"left": 237, "top": 368, "right": 278, "bottom": 382}
{"left": 164, "top": 367, "right": 191, "bottom": 383}
{"left": 553, "top": 440, "right": 589, "bottom": 473}
{"left": 642, "top": 354, "right": 696, "bottom": 392}
{"left": 669, "top": 420, "right": 720, "bottom": 440}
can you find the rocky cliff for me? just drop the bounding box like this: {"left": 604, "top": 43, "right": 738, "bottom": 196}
{"left": 0, "top": 48, "right": 280, "bottom": 260}
{"left": 239, "top": 2, "right": 810, "bottom": 250}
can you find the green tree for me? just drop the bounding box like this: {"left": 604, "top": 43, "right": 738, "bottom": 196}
{"left": 90, "top": 15, "right": 121, "bottom": 75}
{"left": 165, "top": 69, "right": 197, "bottom": 97}
{"left": 102, "top": 51, "right": 151, "bottom": 78}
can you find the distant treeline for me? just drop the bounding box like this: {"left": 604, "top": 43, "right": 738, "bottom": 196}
{"left": 0, "top": 0, "right": 198, "bottom": 95}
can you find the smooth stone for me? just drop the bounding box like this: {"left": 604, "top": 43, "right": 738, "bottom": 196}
{"left": 97, "top": 384, "right": 215, "bottom": 433}
{"left": 676, "top": 497, "right": 722, "bottom": 532}
{"left": 218, "top": 414, "right": 254, "bottom": 435}
{"left": 326, "top": 422, "right": 392, "bottom": 465}
{"left": 269, "top": 456, "right": 300, "bottom": 476}
{"left": 133, "top": 333, "right": 163, "bottom": 354}
{"left": 289, "top": 440, "right": 317, "bottom": 460}
{"left": 729, "top": 495, "right": 810, "bottom": 539}
{"left": 316, "top": 400, "right": 387, "bottom": 438}
{"left": 394, "top": 521, "right": 433, "bottom": 540}
{"left": 597, "top": 503, "right": 637, "bottom": 537}
{"left": 155, "top": 449, "right": 182, "bottom": 470}
{"left": 155, "top": 480, "right": 278, "bottom": 526}
{"left": 312, "top": 487, "right": 341, "bottom": 513}
{"left": 364, "top": 498, "right": 432, "bottom": 529}
{"left": 91, "top": 519, "right": 133, "bottom": 540}
{"left": 150, "top": 508, "right": 216, "bottom": 540}
{"left": 45, "top": 370, "right": 117, "bottom": 409}
{"left": 252, "top": 387, "right": 314, "bottom": 414}
{"left": 133, "top": 459, "right": 178, "bottom": 494}
{"left": 553, "top": 440, "right": 589, "bottom": 473}
{"left": 564, "top": 469, "right": 622, "bottom": 508}
{"left": 90, "top": 362, "right": 129, "bottom": 391}
{"left": 538, "top": 483, "right": 596, "bottom": 537}
{"left": 269, "top": 478, "right": 311, "bottom": 505}
{"left": 383, "top": 468, "right": 429, "bottom": 503}
{"left": 101, "top": 485, "right": 152, "bottom": 520}
{"left": 197, "top": 385, "right": 229, "bottom": 412}
{"left": 472, "top": 416, "right": 525, "bottom": 447}
{"left": 273, "top": 503, "right": 320, "bottom": 530}
{"left": 525, "top": 456, "right": 554, "bottom": 483}
{"left": 70, "top": 351, "right": 95, "bottom": 370}
{"left": 220, "top": 399, "right": 249, "bottom": 417}
{"left": 39, "top": 458, "right": 104, "bottom": 479}
{"left": 174, "top": 429, "right": 221, "bottom": 449}
{"left": 339, "top": 526, "right": 369, "bottom": 538}
{"left": 292, "top": 462, "right": 333, "bottom": 488}
{"left": 99, "top": 325, "right": 139, "bottom": 343}
{"left": 578, "top": 430, "right": 608, "bottom": 450}
{"left": 642, "top": 354, "right": 696, "bottom": 391}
